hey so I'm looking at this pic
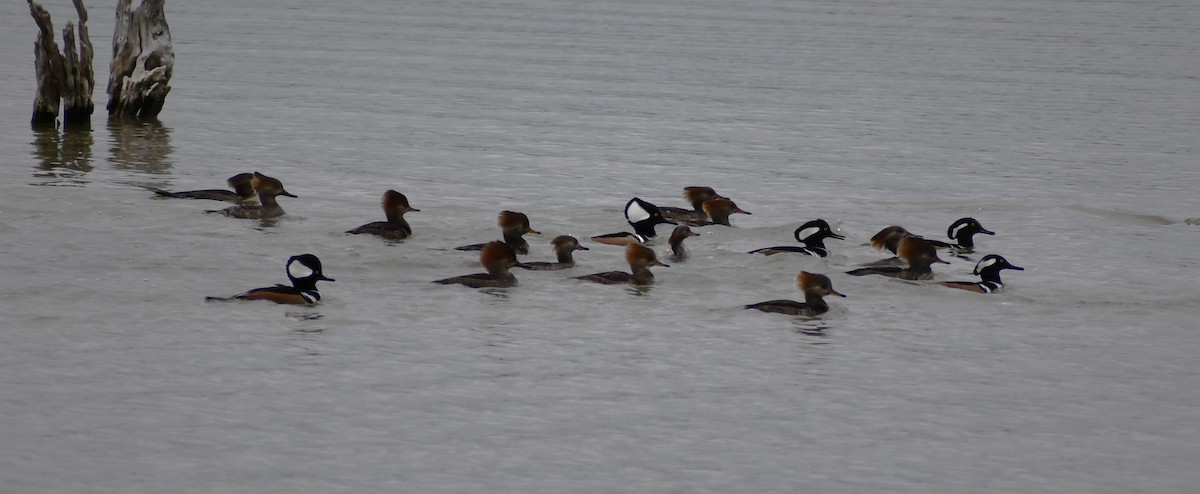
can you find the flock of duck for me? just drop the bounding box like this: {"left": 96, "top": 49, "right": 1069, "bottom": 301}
{"left": 155, "top": 173, "right": 1024, "bottom": 317}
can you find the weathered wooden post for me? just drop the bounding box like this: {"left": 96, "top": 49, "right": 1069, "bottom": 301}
{"left": 28, "top": 0, "right": 94, "bottom": 129}
{"left": 107, "top": 0, "right": 173, "bottom": 120}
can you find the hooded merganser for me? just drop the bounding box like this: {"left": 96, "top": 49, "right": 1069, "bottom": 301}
{"left": 434, "top": 241, "right": 526, "bottom": 288}
{"left": 943, "top": 217, "right": 995, "bottom": 251}
{"left": 591, "top": 198, "right": 678, "bottom": 246}
{"left": 456, "top": 211, "right": 540, "bottom": 255}
{"left": 699, "top": 198, "right": 751, "bottom": 227}
{"left": 660, "top": 186, "right": 722, "bottom": 226}
{"left": 667, "top": 225, "right": 699, "bottom": 260}
{"left": 745, "top": 271, "right": 846, "bottom": 316}
{"left": 206, "top": 254, "right": 333, "bottom": 305}
{"left": 573, "top": 243, "right": 668, "bottom": 285}
{"left": 846, "top": 236, "right": 949, "bottom": 280}
{"left": 153, "top": 172, "right": 255, "bottom": 203}
{"left": 346, "top": 190, "right": 419, "bottom": 240}
{"left": 939, "top": 254, "right": 1024, "bottom": 293}
{"left": 748, "top": 219, "right": 844, "bottom": 256}
{"left": 519, "top": 235, "right": 589, "bottom": 271}
{"left": 208, "top": 172, "right": 296, "bottom": 219}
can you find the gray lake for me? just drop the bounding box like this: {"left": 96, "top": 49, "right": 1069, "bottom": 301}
{"left": 1, "top": 0, "right": 1198, "bottom": 492}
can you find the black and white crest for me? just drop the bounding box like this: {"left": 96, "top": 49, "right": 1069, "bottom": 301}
{"left": 625, "top": 197, "right": 655, "bottom": 224}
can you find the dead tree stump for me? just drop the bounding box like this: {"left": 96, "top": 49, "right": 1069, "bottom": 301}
{"left": 107, "top": 0, "right": 173, "bottom": 120}
{"left": 29, "top": 0, "right": 93, "bottom": 129}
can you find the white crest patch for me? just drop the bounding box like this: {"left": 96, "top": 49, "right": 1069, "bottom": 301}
{"left": 796, "top": 227, "right": 820, "bottom": 241}
{"left": 975, "top": 257, "right": 998, "bottom": 274}
{"left": 288, "top": 259, "right": 314, "bottom": 279}
{"left": 949, "top": 223, "right": 969, "bottom": 239}
{"left": 626, "top": 200, "right": 650, "bottom": 223}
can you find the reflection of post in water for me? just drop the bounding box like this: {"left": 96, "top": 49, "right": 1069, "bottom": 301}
{"left": 108, "top": 119, "right": 173, "bottom": 175}
{"left": 32, "top": 128, "right": 94, "bottom": 186}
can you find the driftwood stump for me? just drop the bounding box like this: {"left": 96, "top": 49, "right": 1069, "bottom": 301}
{"left": 107, "top": 0, "right": 173, "bottom": 120}
{"left": 29, "top": 0, "right": 94, "bottom": 129}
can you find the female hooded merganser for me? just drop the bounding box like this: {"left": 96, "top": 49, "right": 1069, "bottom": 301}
{"left": 153, "top": 172, "right": 255, "bottom": 203}
{"left": 590, "top": 198, "right": 677, "bottom": 246}
{"left": 748, "top": 219, "right": 844, "bottom": 256}
{"left": 456, "top": 211, "right": 540, "bottom": 255}
{"left": 745, "top": 271, "right": 846, "bottom": 316}
{"left": 699, "top": 198, "right": 751, "bottom": 227}
{"left": 574, "top": 243, "right": 668, "bottom": 285}
{"left": 346, "top": 190, "right": 420, "bottom": 240}
{"left": 208, "top": 172, "right": 296, "bottom": 219}
{"left": 519, "top": 235, "right": 589, "bottom": 271}
{"left": 846, "top": 236, "right": 949, "bottom": 280}
{"left": 939, "top": 254, "right": 1023, "bottom": 293}
{"left": 862, "top": 218, "right": 994, "bottom": 267}
{"left": 660, "top": 186, "right": 722, "bottom": 226}
{"left": 667, "top": 225, "right": 699, "bottom": 260}
{"left": 434, "top": 241, "right": 526, "bottom": 288}
{"left": 206, "top": 254, "right": 333, "bottom": 305}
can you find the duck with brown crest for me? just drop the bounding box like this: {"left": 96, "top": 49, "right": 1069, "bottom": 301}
{"left": 574, "top": 243, "right": 668, "bottom": 286}
{"left": 660, "top": 186, "right": 722, "bottom": 226}
{"left": 667, "top": 225, "right": 700, "bottom": 261}
{"left": 519, "top": 235, "right": 589, "bottom": 271}
{"left": 746, "top": 271, "right": 846, "bottom": 317}
{"left": 207, "top": 172, "right": 297, "bottom": 219}
{"left": 456, "top": 211, "right": 540, "bottom": 255}
{"left": 153, "top": 172, "right": 256, "bottom": 203}
{"left": 846, "top": 236, "right": 949, "bottom": 280}
{"left": 435, "top": 241, "right": 527, "bottom": 288}
{"left": 346, "top": 190, "right": 420, "bottom": 240}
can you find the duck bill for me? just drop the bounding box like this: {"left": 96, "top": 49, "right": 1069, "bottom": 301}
{"left": 933, "top": 256, "right": 951, "bottom": 265}
{"left": 735, "top": 208, "right": 751, "bottom": 215}
{"left": 830, "top": 289, "right": 847, "bottom": 298}
{"left": 280, "top": 190, "right": 298, "bottom": 198}
{"left": 317, "top": 274, "right": 335, "bottom": 282}
{"left": 980, "top": 228, "right": 995, "bottom": 235}
{"left": 527, "top": 229, "right": 542, "bottom": 235}
{"left": 1007, "top": 264, "right": 1025, "bottom": 271}
{"left": 828, "top": 233, "right": 846, "bottom": 240}
{"left": 654, "top": 260, "right": 670, "bottom": 268}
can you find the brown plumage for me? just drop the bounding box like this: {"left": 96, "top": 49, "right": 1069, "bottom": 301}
{"left": 668, "top": 225, "right": 699, "bottom": 259}
{"left": 574, "top": 243, "right": 668, "bottom": 285}
{"left": 346, "top": 190, "right": 420, "bottom": 240}
{"left": 520, "top": 235, "right": 589, "bottom": 270}
{"left": 661, "top": 186, "right": 723, "bottom": 225}
{"left": 847, "top": 236, "right": 948, "bottom": 280}
{"left": 746, "top": 271, "right": 846, "bottom": 316}
{"left": 701, "top": 198, "right": 751, "bottom": 226}
{"left": 456, "top": 210, "right": 540, "bottom": 254}
{"left": 589, "top": 232, "right": 644, "bottom": 246}
{"left": 434, "top": 241, "right": 524, "bottom": 288}
{"left": 209, "top": 172, "right": 296, "bottom": 219}
{"left": 153, "top": 172, "right": 256, "bottom": 203}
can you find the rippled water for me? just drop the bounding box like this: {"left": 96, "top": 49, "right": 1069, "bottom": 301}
{"left": 2, "top": 0, "right": 1198, "bottom": 492}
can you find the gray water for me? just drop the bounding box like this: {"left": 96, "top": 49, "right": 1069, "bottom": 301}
{"left": 2, "top": 0, "right": 1198, "bottom": 492}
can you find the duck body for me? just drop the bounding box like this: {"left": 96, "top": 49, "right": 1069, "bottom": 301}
{"left": 746, "top": 271, "right": 845, "bottom": 317}
{"left": 660, "top": 186, "right": 721, "bottom": 226}
{"left": 207, "top": 254, "right": 333, "bottom": 305}
{"left": 574, "top": 243, "right": 667, "bottom": 286}
{"left": 520, "top": 235, "right": 589, "bottom": 271}
{"left": 847, "top": 236, "right": 948, "bottom": 280}
{"left": 435, "top": 241, "right": 525, "bottom": 288}
{"left": 153, "top": 173, "right": 255, "bottom": 203}
{"left": 209, "top": 172, "right": 296, "bottom": 219}
{"left": 939, "top": 254, "right": 1023, "bottom": 293}
{"left": 456, "top": 211, "right": 539, "bottom": 255}
{"left": 592, "top": 198, "right": 677, "bottom": 246}
{"left": 347, "top": 190, "right": 419, "bottom": 240}
{"left": 668, "top": 226, "right": 699, "bottom": 260}
{"left": 749, "top": 219, "right": 843, "bottom": 257}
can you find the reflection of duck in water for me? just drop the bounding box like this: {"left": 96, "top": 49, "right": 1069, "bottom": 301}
{"left": 152, "top": 173, "right": 255, "bottom": 203}
{"left": 208, "top": 172, "right": 296, "bottom": 219}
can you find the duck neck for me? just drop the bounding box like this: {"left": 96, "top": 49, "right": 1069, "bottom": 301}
{"left": 386, "top": 211, "right": 412, "bottom": 234}
{"left": 978, "top": 268, "right": 1003, "bottom": 285}
{"left": 502, "top": 229, "right": 529, "bottom": 253}
{"left": 707, "top": 210, "right": 731, "bottom": 226}
{"left": 485, "top": 265, "right": 514, "bottom": 279}
{"left": 630, "top": 265, "right": 655, "bottom": 285}
{"left": 803, "top": 291, "right": 829, "bottom": 315}
{"left": 631, "top": 220, "right": 658, "bottom": 238}
{"left": 554, "top": 248, "right": 576, "bottom": 265}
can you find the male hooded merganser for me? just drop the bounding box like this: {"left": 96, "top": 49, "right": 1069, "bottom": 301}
{"left": 846, "top": 236, "right": 949, "bottom": 280}
{"left": 434, "top": 241, "right": 526, "bottom": 288}
{"left": 699, "top": 198, "right": 751, "bottom": 227}
{"left": 206, "top": 254, "right": 333, "bottom": 305}
{"left": 748, "top": 219, "right": 844, "bottom": 256}
{"left": 660, "top": 186, "right": 722, "bottom": 226}
{"left": 519, "top": 235, "right": 589, "bottom": 271}
{"left": 942, "top": 217, "right": 995, "bottom": 251}
{"left": 456, "top": 211, "right": 540, "bottom": 255}
{"left": 573, "top": 243, "right": 668, "bottom": 285}
{"left": 667, "top": 225, "right": 699, "bottom": 261}
{"left": 745, "top": 271, "right": 846, "bottom": 316}
{"left": 153, "top": 173, "right": 255, "bottom": 203}
{"left": 939, "top": 254, "right": 1023, "bottom": 293}
{"left": 346, "top": 190, "right": 420, "bottom": 240}
{"left": 590, "top": 198, "right": 677, "bottom": 246}
{"left": 208, "top": 172, "right": 296, "bottom": 219}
